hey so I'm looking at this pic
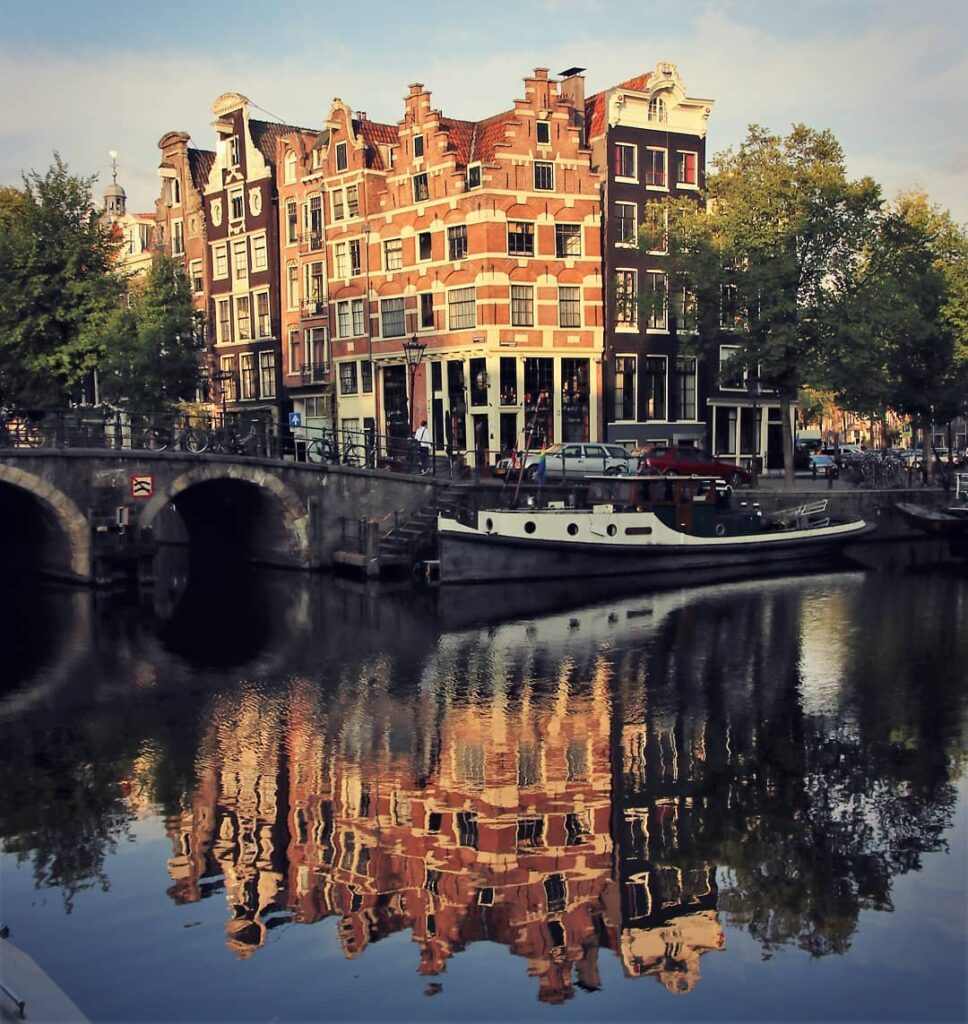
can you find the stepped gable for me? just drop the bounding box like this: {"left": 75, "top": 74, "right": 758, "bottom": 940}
{"left": 585, "top": 71, "right": 651, "bottom": 140}
{"left": 446, "top": 110, "right": 516, "bottom": 169}
{"left": 187, "top": 148, "right": 215, "bottom": 190}
{"left": 356, "top": 117, "right": 399, "bottom": 169}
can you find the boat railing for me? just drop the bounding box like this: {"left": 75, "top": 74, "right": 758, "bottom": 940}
{"left": 956, "top": 472, "right": 968, "bottom": 504}
{"left": 765, "top": 499, "right": 830, "bottom": 529}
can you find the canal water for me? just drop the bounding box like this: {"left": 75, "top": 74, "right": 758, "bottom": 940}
{"left": 1, "top": 566, "right": 966, "bottom": 1023}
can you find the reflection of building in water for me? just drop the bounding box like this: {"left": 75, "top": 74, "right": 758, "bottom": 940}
{"left": 164, "top": 640, "right": 726, "bottom": 998}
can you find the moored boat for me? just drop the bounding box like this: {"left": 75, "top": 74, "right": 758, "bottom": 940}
{"left": 438, "top": 474, "right": 872, "bottom": 585}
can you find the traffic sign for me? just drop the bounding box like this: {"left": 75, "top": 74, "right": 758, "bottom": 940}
{"left": 289, "top": 411, "right": 302, "bottom": 428}
{"left": 130, "top": 474, "right": 153, "bottom": 498}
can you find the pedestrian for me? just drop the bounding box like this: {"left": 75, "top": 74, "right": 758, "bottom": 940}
{"left": 536, "top": 446, "right": 547, "bottom": 487}
{"left": 414, "top": 419, "right": 431, "bottom": 474}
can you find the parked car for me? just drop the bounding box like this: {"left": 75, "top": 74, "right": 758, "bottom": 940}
{"left": 808, "top": 453, "right": 839, "bottom": 479}
{"left": 496, "top": 442, "right": 635, "bottom": 481}
{"left": 635, "top": 445, "right": 752, "bottom": 487}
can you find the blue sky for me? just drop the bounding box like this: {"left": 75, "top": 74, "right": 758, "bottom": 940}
{"left": 2, "top": 0, "right": 965, "bottom": 221}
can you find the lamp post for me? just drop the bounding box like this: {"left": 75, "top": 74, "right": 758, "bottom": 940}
{"left": 402, "top": 332, "right": 426, "bottom": 433}
{"left": 747, "top": 373, "right": 760, "bottom": 486}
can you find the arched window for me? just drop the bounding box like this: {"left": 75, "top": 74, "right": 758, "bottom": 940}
{"left": 284, "top": 150, "right": 297, "bottom": 184}
{"left": 648, "top": 96, "right": 667, "bottom": 123}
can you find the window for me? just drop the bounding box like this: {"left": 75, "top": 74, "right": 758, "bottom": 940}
{"left": 284, "top": 150, "right": 296, "bottom": 184}
{"left": 229, "top": 187, "right": 244, "bottom": 221}
{"left": 517, "top": 817, "right": 544, "bottom": 848}
{"left": 614, "top": 142, "right": 636, "bottom": 179}
{"left": 189, "top": 260, "right": 203, "bottom": 294}
{"left": 219, "top": 355, "right": 237, "bottom": 402}
{"left": 286, "top": 200, "right": 298, "bottom": 244}
{"left": 339, "top": 361, "right": 358, "bottom": 394}
{"left": 214, "top": 244, "right": 228, "bottom": 278}
{"left": 287, "top": 262, "right": 299, "bottom": 309}
{"left": 254, "top": 291, "right": 271, "bottom": 338}
{"left": 648, "top": 95, "right": 667, "bottom": 122}
{"left": 677, "top": 151, "right": 698, "bottom": 187}
{"left": 721, "top": 283, "right": 739, "bottom": 329}
{"left": 380, "top": 297, "right": 405, "bottom": 338}
{"left": 614, "top": 355, "right": 636, "bottom": 420}
{"left": 240, "top": 352, "right": 256, "bottom": 399}
{"left": 419, "top": 292, "right": 434, "bottom": 329}
{"left": 235, "top": 295, "right": 251, "bottom": 340}
{"left": 337, "top": 300, "right": 350, "bottom": 339}
{"left": 457, "top": 812, "right": 478, "bottom": 849}
{"left": 288, "top": 327, "right": 300, "bottom": 375}
{"left": 418, "top": 231, "right": 432, "bottom": 261}
{"left": 171, "top": 218, "right": 184, "bottom": 256}
{"left": 346, "top": 184, "right": 359, "bottom": 217}
{"left": 646, "top": 271, "right": 667, "bottom": 329}
{"left": 216, "top": 298, "right": 231, "bottom": 343}
{"left": 645, "top": 148, "right": 667, "bottom": 188}
{"left": 510, "top": 285, "right": 534, "bottom": 327}
{"left": 534, "top": 161, "right": 554, "bottom": 191}
{"left": 720, "top": 344, "right": 745, "bottom": 389}
{"left": 233, "top": 240, "right": 247, "bottom": 280}
{"left": 615, "top": 202, "right": 637, "bottom": 245}
{"left": 643, "top": 203, "right": 668, "bottom": 253}
{"left": 466, "top": 163, "right": 481, "bottom": 190}
{"left": 558, "top": 286, "right": 580, "bottom": 328}
{"left": 169, "top": 177, "right": 181, "bottom": 206}
{"left": 352, "top": 297, "right": 365, "bottom": 336}
{"left": 251, "top": 234, "right": 267, "bottom": 271}
{"left": 536, "top": 120, "right": 551, "bottom": 145}
{"left": 383, "top": 238, "right": 403, "bottom": 271}
{"left": 334, "top": 241, "right": 348, "bottom": 278}
{"left": 350, "top": 238, "right": 361, "bottom": 276}
{"left": 307, "top": 195, "right": 323, "bottom": 246}
{"left": 228, "top": 136, "right": 240, "bottom": 166}
{"left": 448, "top": 286, "right": 476, "bottom": 330}
{"left": 305, "top": 262, "right": 324, "bottom": 305}
{"left": 259, "top": 350, "right": 276, "bottom": 398}
{"left": 555, "top": 223, "right": 581, "bottom": 258}
{"left": 412, "top": 173, "right": 429, "bottom": 203}
{"left": 676, "top": 356, "right": 697, "bottom": 419}
{"left": 335, "top": 141, "right": 347, "bottom": 172}
{"left": 507, "top": 221, "right": 534, "bottom": 256}
{"left": 615, "top": 269, "right": 637, "bottom": 325}
{"left": 499, "top": 357, "right": 517, "bottom": 405}
{"left": 642, "top": 356, "right": 667, "bottom": 419}
{"left": 413, "top": 134, "right": 424, "bottom": 158}
{"left": 331, "top": 190, "right": 344, "bottom": 222}
{"left": 361, "top": 359, "right": 372, "bottom": 393}
{"left": 447, "top": 224, "right": 467, "bottom": 261}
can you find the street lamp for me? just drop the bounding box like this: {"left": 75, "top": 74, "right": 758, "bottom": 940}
{"left": 402, "top": 334, "right": 426, "bottom": 436}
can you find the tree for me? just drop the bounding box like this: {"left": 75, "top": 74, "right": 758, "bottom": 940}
{"left": 658, "top": 126, "right": 881, "bottom": 487}
{"left": 0, "top": 155, "right": 122, "bottom": 407}
{"left": 835, "top": 192, "right": 968, "bottom": 466}
{"left": 98, "top": 254, "right": 203, "bottom": 417}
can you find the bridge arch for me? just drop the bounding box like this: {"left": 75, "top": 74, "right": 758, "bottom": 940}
{"left": 138, "top": 463, "right": 313, "bottom": 568}
{"left": 0, "top": 463, "right": 91, "bottom": 581}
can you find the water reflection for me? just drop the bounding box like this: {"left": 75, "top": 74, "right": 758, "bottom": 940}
{"left": 1, "top": 569, "right": 965, "bottom": 1007}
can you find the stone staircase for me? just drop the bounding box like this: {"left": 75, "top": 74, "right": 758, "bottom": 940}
{"left": 376, "top": 485, "right": 464, "bottom": 576}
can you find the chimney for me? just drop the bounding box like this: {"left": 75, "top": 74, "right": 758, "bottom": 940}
{"left": 558, "top": 67, "right": 587, "bottom": 145}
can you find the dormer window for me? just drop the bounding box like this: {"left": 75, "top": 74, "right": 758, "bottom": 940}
{"left": 228, "top": 136, "right": 240, "bottom": 166}
{"left": 170, "top": 177, "right": 181, "bottom": 206}
{"left": 413, "top": 134, "right": 424, "bottom": 159}
{"left": 536, "top": 120, "right": 551, "bottom": 145}
{"left": 648, "top": 96, "right": 667, "bottom": 123}
{"left": 335, "top": 141, "right": 348, "bottom": 172}
{"left": 284, "top": 151, "right": 297, "bottom": 184}
{"left": 466, "top": 163, "right": 482, "bottom": 190}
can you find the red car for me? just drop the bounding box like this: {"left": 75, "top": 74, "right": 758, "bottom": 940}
{"left": 636, "top": 445, "right": 751, "bottom": 487}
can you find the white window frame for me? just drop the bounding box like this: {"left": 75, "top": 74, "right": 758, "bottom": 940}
{"left": 170, "top": 177, "right": 181, "bottom": 207}
{"left": 645, "top": 271, "right": 668, "bottom": 330}
{"left": 384, "top": 237, "right": 403, "bottom": 272}
{"left": 171, "top": 218, "right": 184, "bottom": 256}
{"left": 189, "top": 259, "right": 203, "bottom": 294}
{"left": 644, "top": 204, "right": 669, "bottom": 254}
{"left": 413, "top": 134, "right": 424, "bottom": 159}
{"left": 534, "top": 161, "right": 554, "bottom": 191}
{"left": 232, "top": 239, "right": 247, "bottom": 281}
{"left": 284, "top": 151, "right": 297, "bottom": 184}
{"left": 613, "top": 353, "right": 637, "bottom": 422}
{"left": 719, "top": 344, "right": 746, "bottom": 391}
{"left": 250, "top": 232, "right": 267, "bottom": 272}
{"left": 615, "top": 142, "right": 637, "bottom": 182}
{"left": 645, "top": 147, "right": 668, "bottom": 190}
{"left": 253, "top": 289, "right": 271, "bottom": 339}
{"left": 286, "top": 199, "right": 298, "bottom": 245}
{"left": 286, "top": 262, "right": 299, "bottom": 310}
{"left": 558, "top": 285, "right": 581, "bottom": 328}
{"left": 288, "top": 327, "right": 300, "bottom": 374}
{"left": 466, "top": 163, "right": 482, "bottom": 190}
{"left": 510, "top": 284, "right": 534, "bottom": 327}
{"left": 677, "top": 150, "right": 699, "bottom": 189}
{"left": 336, "top": 300, "right": 350, "bottom": 339}
{"left": 215, "top": 297, "right": 231, "bottom": 344}
{"left": 334, "top": 241, "right": 348, "bottom": 279}
{"left": 380, "top": 297, "right": 406, "bottom": 338}
{"left": 229, "top": 186, "right": 244, "bottom": 222}
{"left": 448, "top": 286, "right": 476, "bottom": 331}
{"left": 259, "top": 350, "right": 276, "bottom": 399}
{"left": 642, "top": 354, "right": 668, "bottom": 421}
{"left": 239, "top": 352, "right": 256, "bottom": 400}
{"left": 335, "top": 141, "right": 348, "bottom": 172}
{"left": 536, "top": 120, "right": 551, "bottom": 145}
{"left": 615, "top": 202, "right": 637, "bottom": 246}
{"left": 351, "top": 298, "right": 365, "bottom": 337}
{"left": 676, "top": 355, "right": 698, "bottom": 420}
{"left": 615, "top": 268, "right": 638, "bottom": 328}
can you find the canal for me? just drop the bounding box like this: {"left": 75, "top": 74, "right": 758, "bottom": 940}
{"left": 1, "top": 566, "right": 966, "bottom": 1023}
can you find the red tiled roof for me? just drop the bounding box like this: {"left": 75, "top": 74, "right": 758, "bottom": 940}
{"left": 357, "top": 119, "right": 399, "bottom": 169}
{"left": 443, "top": 110, "right": 515, "bottom": 168}
{"left": 585, "top": 72, "right": 652, "bottom": 140}
{"left": 187, "top": 148, "right": 215, "bottom": 190}
{"left": 250, "top": 119, "right": 316, "bottom": 166}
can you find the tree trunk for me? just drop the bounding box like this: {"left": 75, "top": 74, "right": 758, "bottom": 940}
{"left": 781, "top": 393, "right": 796, "bottom": 490}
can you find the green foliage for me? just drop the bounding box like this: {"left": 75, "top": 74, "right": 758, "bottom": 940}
{"left": 0, "top": 155, "right": 122, "bottom": 407}
{"left": 99, "top": 254, "right": 203, "bottom": 416}
{"left": 658, "top": 125, "right": 882, "bottom": 486}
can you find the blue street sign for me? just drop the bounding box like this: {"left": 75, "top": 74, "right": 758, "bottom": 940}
{"left": 289, "top": 412, "right": 302, "bottom": 428}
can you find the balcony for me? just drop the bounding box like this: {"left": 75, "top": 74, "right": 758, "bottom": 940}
{"left": 300, "top": 231, "right": 324, "bottom": 253}
{"left": 301, "top": 362, "right": 329, "bottom": 384}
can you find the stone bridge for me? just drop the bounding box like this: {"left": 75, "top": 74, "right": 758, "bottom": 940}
{"left": 0, "top": 448, "right": 439, "bottom": 585}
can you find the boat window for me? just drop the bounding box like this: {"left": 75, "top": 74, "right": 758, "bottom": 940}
{"left": 607, "top": 525, "right": 617, "bottom": 536}
{"left": 524, "top": 521, "right": 537, "bottom": 534}
{"left": 625, "top": 526, "right": 653, "bottom": 535}
{"left": 567, "top": 523, "right": 579, "bottom": 536}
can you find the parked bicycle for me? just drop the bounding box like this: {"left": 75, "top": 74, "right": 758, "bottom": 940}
{"left": 306, "top": 429, "right": 365, "bottom": 467}
{"left": 142, "top": 421, "right": 208, "bottom": 453}
{"left": 205, "top": 419, "right": 261, "bottom": 456}
{"left": 0, "top": 408, "right": 47, "bottom": 448}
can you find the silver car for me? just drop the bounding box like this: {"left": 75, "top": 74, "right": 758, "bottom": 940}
{"left": 498, "top": 442, "right": 634, "bottom": 481}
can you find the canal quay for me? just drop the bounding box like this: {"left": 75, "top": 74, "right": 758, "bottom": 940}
{"left": 1, "top": 557, "right": 966, "bottom": 1023}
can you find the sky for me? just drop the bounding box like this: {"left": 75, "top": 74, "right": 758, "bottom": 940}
{"left": 1, "top": 0, "right": 966, "bottom": 222}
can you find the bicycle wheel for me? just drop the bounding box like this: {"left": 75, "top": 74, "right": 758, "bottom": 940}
{"left": 22, "top": 420, "right": 47, "bottom": 448}
{"left": 143, "top": 427, "right": 168, "bottom": 451}
{"left": 342, "top": 444, "right": 365, "bottom": 467}
{"left": 182, "top": 427, "right": 208, "bottom": 453}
